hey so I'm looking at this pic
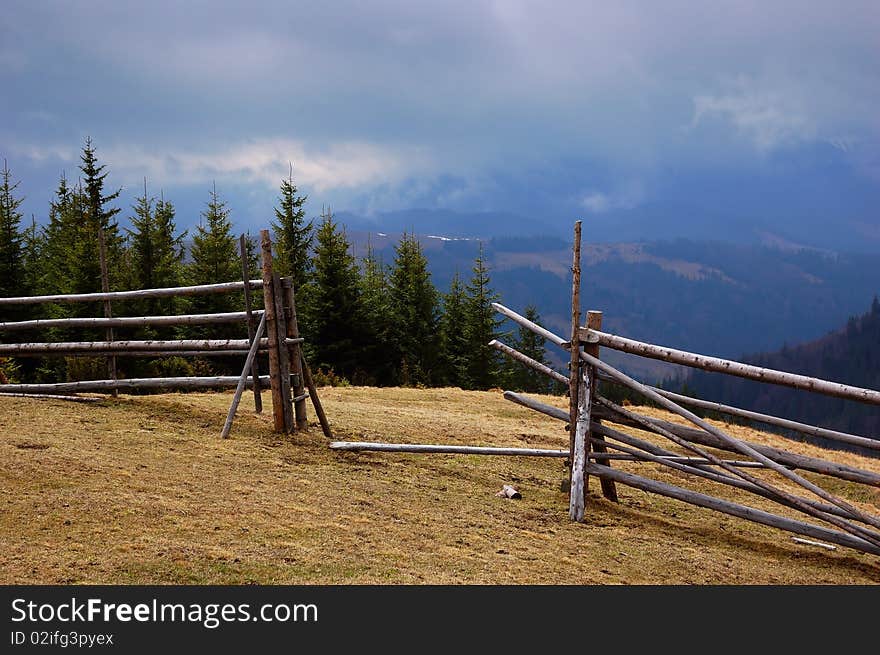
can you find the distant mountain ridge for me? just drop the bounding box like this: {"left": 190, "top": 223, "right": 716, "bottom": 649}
{"left": 339, "top": 226, "right": 880, "bottom": 381}
{"left": 682, "top": 298, "right": 880, "bottom": 445}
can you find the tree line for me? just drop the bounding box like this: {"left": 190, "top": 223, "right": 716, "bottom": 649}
{"left": 0, "top": 139, "right": 559, "bottom": 393}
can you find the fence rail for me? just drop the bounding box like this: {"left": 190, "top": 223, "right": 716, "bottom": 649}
{"left": 0, "top": 376, "right": 270, "bottom": 393}
{"left": 0, "top": 280, "right": 264, "bottom": 306}
{"left": 582, "top": 327, "right": 880, "bottom": 406}
{"left": 0, "top": 311, "right": 264, "bottom": 332}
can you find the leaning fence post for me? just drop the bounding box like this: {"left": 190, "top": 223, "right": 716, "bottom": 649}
{"left": 97, "top": 226, "right": 118, "bottom": 398}
{"left": 260, "top": 230, "right": 287, "bottom": 433}
{"left": 587, "top": 310, "right": 618, "bottom": 503}
{"left": 239, "top": 234, "right": 262, "bottom": 414}
{"left": 281, "top": 277, "right": 308, "bottom": 430}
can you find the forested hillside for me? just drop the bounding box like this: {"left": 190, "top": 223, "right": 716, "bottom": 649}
{"left": 683, "top": 298, "right": 880, "bottom": 442}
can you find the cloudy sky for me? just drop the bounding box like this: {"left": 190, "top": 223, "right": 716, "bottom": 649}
{"left": 2, "top": 1, "right": 879, "bottom": 245}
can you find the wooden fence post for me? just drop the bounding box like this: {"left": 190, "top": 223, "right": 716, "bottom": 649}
{"left": 240, "top": 234, "right": 262, "bottom": 414}
{"left": 569, "top": 363, "right": 591, "bottom": 521}
{"left": 282, "top": 277, "right": 308, "bottom": 430}
{"left": 260, "top": 230, "right": 288, "bottom": 433}
{"left": 272, "top": 271, "right": 294, "bottom": 433}
{"left": 97, "top": 226, "right": 117, "bottom": 398}
{"left": 567, "top": 220, "right": 582, "bottom": 494}
{"left": 587, "top": 310, "right": 618, "bottom": 503}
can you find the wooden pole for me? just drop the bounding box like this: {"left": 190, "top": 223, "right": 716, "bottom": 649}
{"left": 589, "top": 431, "right": 873, "bottom": 525}
{"left": 97, "top": 227, "right": 117, "bottom": 398}
{"left": 0, "top": 310, "right": 263, "bottom": 332}
{"left": 330, "top": 440, "right": 770, "bottom": 468}
{"left": 0, "top": 339, "right": 265, "bottom": 354}
{"left": 581, "top": 328, "right": 880, "bottom": 406}
{"left": 0, "top": 280, "right": 264, "bottom": 305}
{"left": 587, "top": 310, "right": 617, "bottom": 502}
{"left": 240, "top": 234, "right": 262, "bottom": 414}
{"left": 260, "top": 229, "right": 287, "bottom": 433}
{"left": 331, "top": 441, "right": 568, "bottom": 457}
{"left": 583, "top": 463, "right": 880, "bottom": 556}
{"left": 0, "top": 376, "right": 269, "bottom": 393}
{"left": 568, "top": 220, "right": 582, "bottom": 492}
{"left": 493, "top": 302, "right": 567, "bottom": 348}
{"left": 503, "top": 390, "right": 568, "bottom": 422}
{"left": 273, "top": 271, "right": 294, "bottom": 433}
{"left": 10, "top": 349, "right": 261, "bottom": 358}
{"left": 591, "top": 421, "right": 694, "bottom": 459}
{"left": 300, "top": 354, "right": 333, "bottom": 439}
{"left": 593, "top": 403, "right": 880, "bottom": 488}
{"left": 0, "top": 392, "right": 100, "bottom": 403}
{"left": 490, "top": 340, "right": 569, "bottom": 385}
{"left": 597, "top": 375, "right": 880, "bottom": 452}
{"left": 588, "top": 374, "right": 880, "bottom": 545}
{"left": 282, "top": 277, "right": 308, "bottom": 430}
{"left": 221, "top": 312, "right": 267, "bottom": 439}
{"left": 569, "top": 363, "right": 590, "bottom": 521}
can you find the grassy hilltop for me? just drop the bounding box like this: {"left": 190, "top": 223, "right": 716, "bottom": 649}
{"left": 1, "top": 387, "right": 879, "bottom": 584}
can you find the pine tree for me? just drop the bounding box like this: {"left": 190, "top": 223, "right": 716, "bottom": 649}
{"left": 271, "top": 164, "right": 313, "bottom": 292}
{"left": 0, "top": 160, "right": 25, "bottom": 305}
{"left": 439, "top": 271, "right": 469, "bottom": 387}
{"left": 463, "top": 242, "right": 505, "bottom": 390}
{"left": 127, "top": 180, "right": 157, "bottom": 292}
{"left": 509, "top": 304, "right": 550, "bottom": 393}
{"left": 153, "top": 192, "right": 186, "bottom": 292}
{"left": 356, "top": 238, "right": 393, "bottom": 385}
{"left": 307, "top": 208, "right": 361, "bottom": 378}
{"left": 126, "top": 182, "right": 186, "bottom": 321}
{"left": 188, "top": 184, "right": 239, "bottom": 321}
{"left": 21, "top": 215, "right": 44, "bottom": 299}
{"left": 42, "top": 173, "right": 77, "bottom": 296}
{"left": 387, "top": 232, "right": 440, "bottom": 386}
{"left": 76, "top": 137, "right": 123, "bottom": 292}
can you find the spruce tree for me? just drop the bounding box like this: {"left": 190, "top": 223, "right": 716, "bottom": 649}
{"left": 42, "top": 173, "right": 77, "bottom": 296}
{"left": 188, "top": 184, "right": 239, "bottom": 321}
{"left": 439, "top": 271, "right": 469, "bottom": 387}
{"left": 0, "top": 160, "right": 25, "bottom": 304}
{"left": 307, "top": 208, "right": 361, "bottom": 378}
{"left": 153, "top": 192, "right": 186, "bottom": 292}
{"left": 387, "top": 232, "right": 440, "bottom": 386}
{"left": 509, "top": 304, "right": 550, "bottom": 393}
{"left": 463, "top": 242, "right": 505, "bottom": 390}
{"left": 271, "top": 165, "right": 313, "bottom": 292}
{"left": 127, "top": 180, "right": 157, "bottom": 292}
{"left": 357, "top": 238, "right": 393, "bottom": 385}
{"left": 33, "top": 174, "right": 86, "bottom": 381}
{"left": 76, "top": 137, "right": 123, "bottom": 292}
{"left": 21, "top": 215, "right": 44, "bottom": 299}
{"left": 126, "top": 183, "right": 186, "bottom": 321}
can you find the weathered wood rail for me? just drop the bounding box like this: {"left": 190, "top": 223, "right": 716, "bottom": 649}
{"left": 0, "top": 280, "right": 263, "bottom": 305}
{"left": 0, "top": 311, "right": 264, "bottom": 332}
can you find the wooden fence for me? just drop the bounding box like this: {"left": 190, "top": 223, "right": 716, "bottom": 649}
{"left": 332, "top": 221, "right": 880, "bottom": 558}
{"left": 0, "top": 230, "right": 330, "bottom": 440}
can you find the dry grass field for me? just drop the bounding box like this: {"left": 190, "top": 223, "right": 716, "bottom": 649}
{"left": 1, "top": 386, "right": 879, "bottom": 584}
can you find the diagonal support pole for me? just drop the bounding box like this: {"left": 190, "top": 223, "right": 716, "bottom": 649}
{"left": 221, "top": 312, "right": 267, "bottom": 439}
